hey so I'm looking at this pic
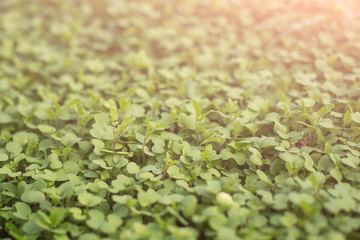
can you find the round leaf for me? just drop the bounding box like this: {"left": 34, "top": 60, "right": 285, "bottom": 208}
{"left": 21, "top": 190, "right": 46, "bottom": 203}
{"left": 6, "top": 141, "right": 22, "bottom": 155}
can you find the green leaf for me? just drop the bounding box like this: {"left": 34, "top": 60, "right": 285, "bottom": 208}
{"left": 92, "top": 160, "right": 112, "bottom": 170}
{"left": 146, "top": 115, "right": 152, "bottom": 131}
{"left": 13, "top": 202, "right": 32, "bottom": 220}
{"left": 209, "top": 214, "right": 227, "bottom": 230}
{"left": 167, "top": 165, "right": 185, "bottom": 179}
{"left": 78, "top": 193, "right": 103, "bottom": 207}
{"left": 118, "top": 117, "right": 135, "bottom": 133}
{"left": 85, "top": 59, "right": 105, "bottom": 73}
{"left": 75, "top": 101, "right": 85, "bottom": 116}
{"left": 256, "top": 170, "right": 272, "bottom": 186}
{"left": 265, "top": 112, "right": 281, "bottom": 122}
{"left": 92, "top": 139, "right": 105, "bottom": 155}
{"left": 21, "top": 190, "right": 46, "bottom": 203}
{"left": 181, "top": 195, "right": 197, "bottom": 218}
{"left": 200, "top": 136, "right": 220, "bottom": 145}
{"left": 78, "top": 233, "right": 100, "bottom": 240}
{"left": 92, "top": 139, "right": 105, "bottom": 149}
{"left": 324, "top": 142, "right": 332, "bottom": 155}
{"left": 207, "top": 180, "right": 221, "bottom": 194}
{"left": 40, "top": 169, "right": 58, "bottom": 182}
{"left": 220, "top": 148, "right": 246, "bottom": 165}
{"left": 86, "top": 209, "right": 105, "bottom": 229}
{"left": 0, "top": 167, "right": 21, "bottom": 177}
{"left": 341, "top": 154, "right": 359, "bottom": 168}
{"left": 22, "top": 217, "right": 42, "bottom": 235}
{"left": 0, "top": 153, "right": 9, "bottom": 161}
{"left": 302, "top": 152, "right": 316, "bottom": 172}
{"left": 244, "top": 123, "right": 259, "bottom": 136}
{"left": 100, "top": 214, "right": 122, "bottom": 234}
{"left": 138, "top": 189, "right": 159, "bottom": 207}
{"left": 192, "top": 99, "right": 202, "bottom": 117}
{"left": 326, "top": 231, "right": 346, "bottom": 240}
{"left": 60, "top": 133, "right": 80, "bottom": 147}
{"left": 119, "top": 98, "right": 131, "bottom": 111}
{"left": 351, "top": 112, "right": 360, "bottom": 124}
{"left": 49, "top": 207, "right": 68, "bottom": 227}
{"left": 69, "top": 207, "right": 86, "bottom": 221}
{"left": 330, "top": 169, "right": 342, "bottom": 182}
{"left": 6, "top": 141, "right": 22, "bottom": 155}
{"left": 344, "top": 111, "right": 351, "bottom": 125}
{"left": 216, "top": 227, "right": 240, "bottom": 240}
{"left": 280, "top": 212, "right": 298, "bottom": 228}
{"left": 178, "top": 113, "right": 196, "bottom": 130}
{"left": 80, "top": 114, "right": 93, "bottom": 126}
{"left": 318, "top": 118, "right": 334, "bottom": 129}
{"left": 93, "top": 113, "right": 110, "bottom": 125}
{"left": 317, "top": 104, "right": 334, "bottom": 118}
{"left": 49, "top": 153, "right": 62, "bottom": 169}
{"left": 63, "top": 161, "right": 80, "bottom": 175}
{"left": 108, "top": 99, "right": 118, "bottom": 126}
{"left": 38, "top": 124, "right": 56, "bottom": 134}
{"left": 300, "top": 98, "right": 315, "bottom": 109}
{"left": 126, "top": 162, "right": 140, "bottom": 174}
{"left": 248, "top": 147, "right": 263, "bottom": 166}
{"left": 289, "top": 192, "right": 315, "bottom": 206}
{"left": 296, "top": 121, "right": 320, "bottom": 131}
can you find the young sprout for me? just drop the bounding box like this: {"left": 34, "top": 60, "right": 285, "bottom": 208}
{"left": 109, "top": 99, "right": 135, "bottom": 151}
{"left": 161, "top": 152, "right": 178, "bottom": 180}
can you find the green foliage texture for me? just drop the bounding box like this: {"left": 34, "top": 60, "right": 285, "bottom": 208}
{"left": 1, "top": 0, "right": 360, "bottom": 239}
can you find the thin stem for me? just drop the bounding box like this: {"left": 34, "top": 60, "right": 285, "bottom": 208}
{"left": 112, "top": 137, "right": 119, "bottom": 152}
{"left": 161, "top": 166, "right": 168, "bottom": 180}
{"left": 142, "top": 136, "right": 147, "bottom": 165}
{"left": 78, "top": 124, "right": 83, "bottom": 138}
{"left": 195, "top": 120, "right": 199, "bottom": 144}
{"left": 54, "top": 118, "right": 58, "bottom": 130}
{"left": 311, "top": 132, "right": 316, "bottom": 147}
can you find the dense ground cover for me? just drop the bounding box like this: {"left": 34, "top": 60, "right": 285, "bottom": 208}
{"left": 1, "top": 0, "right": 360, "bottom": 239}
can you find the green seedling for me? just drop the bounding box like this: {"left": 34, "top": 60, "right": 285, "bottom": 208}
{"left": 141, "top": 115, "right": 168, "bottom": 162}
{"left": 296, "top": 103, "right": 334, "bottom": 146}
{"left": 109, "top": 99, "right": 135, "bottom": 151}
{"left": 192, "top": 100, "right": 213, "bottom": 144}
{"left": 161, "top": 152, "right": 178, "bottom": 180}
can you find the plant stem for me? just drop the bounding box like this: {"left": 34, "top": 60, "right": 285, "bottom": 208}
{"left": 142, "top": 136, "right": 147, "bottom": 164}
{"left": 112, "top": 137, "right": 119, "bottom": 152}
{"left": 54, "top": 118, "right": 58, "bottom": 130}
{"left": 161, "top": 166, "right": 168, "bottom": 180}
